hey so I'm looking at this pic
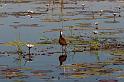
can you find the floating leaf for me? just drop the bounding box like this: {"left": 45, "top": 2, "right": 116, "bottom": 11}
{"left": 44, "top": 28, "right": 64, "bottom": 32}
{"left": 32, "top": 73, "right": 47, "bottom": 77}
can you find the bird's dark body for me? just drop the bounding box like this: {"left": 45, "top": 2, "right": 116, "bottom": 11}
{"left": 59, "top": 37, "right": 67, "bottom": 46}
{"left": 59, "top": 31, "right": 67, "bottom": 46}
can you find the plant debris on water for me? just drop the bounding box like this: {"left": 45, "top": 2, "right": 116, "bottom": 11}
{"left": 0, "top": 0, "right": 124, "bottom": 82}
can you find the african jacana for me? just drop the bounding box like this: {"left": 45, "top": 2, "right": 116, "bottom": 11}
{"left": 59, "top": 31, "right": 67, "bottom": 51}
{"left": 59, "top": 53, "right": 67, "bottom": 66}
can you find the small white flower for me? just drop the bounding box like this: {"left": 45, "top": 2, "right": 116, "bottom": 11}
{"left": 82, "top": 4, "right": 85, "bottom": 6}
{"left": 46, "top": 4, "right": 50, "bottom": 6}
{"left": 26, "top": 44, "right": 34, "bottom": 48}
{"left": 27, "top": 10, "right": 34, "bottom": 13}
{"left": 95, "top": 22, "right": 99, "bottom": 25}
{"left": 113, "top": 13, "right": 117, "bottom": 16}
{"left": 93, "top": 30, "right": 98, "bottom": 34}
{"left": 27, "top": 15, "right": 31, "bottom": 17}
{"left": 100, "top": 10, "right": 103, "bottom": 12}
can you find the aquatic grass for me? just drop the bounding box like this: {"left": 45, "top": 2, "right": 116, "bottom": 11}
{"left": 116, "top": 74, "right": 124, "bottom": 78}
{"left": 104, "top": 21, "right": 120, "bottom": 23}
{"left": 70, "top": 75, "right": 88, "bottom": 78}
{"left": 10, "top": 24, "right": 40, "bottom": 28}
{"left": 65, "top": 26, "right": 114, "bottom": 30}
{"left": 0, "top": 0, "right": 32, "bottom": 3}
{"left": 111, "top": 50, "right": 124, "bottom": 56}
{"left": 13, "top": 80, "right": 26, "bottom": 82}
{"left": 76, "top": 23, "right": 92, "bottom": 27}
{"left": 1, "top": 68, "right": 29, "bottom": 79}
{"left": 42, "top": 17, "right": 96, "bottom": 22}
{"left": 104, "top": 16, "right": 114, "bottom": 18}
{"left": 44, "top": 28, "right": 64, "bottom": 32}
{"left": 42, "top": 18, "right": 61, "bottom": 22}
{"left": 60, "top": 62, "right": 122, "bottom": 79}
{"left": 0, "top": 41, "right": 49, "bottom": 47}
{"left": 99, "top": 32, "right": 121, "bottom": 36}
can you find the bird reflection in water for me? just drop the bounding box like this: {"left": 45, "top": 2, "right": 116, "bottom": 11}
{"left": 59, "top": 50, "right": 67, "bottom": 66}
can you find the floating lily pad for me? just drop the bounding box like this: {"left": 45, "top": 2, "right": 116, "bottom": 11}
{"left": 17, "top": 67, "right": 33, "bottom": 71}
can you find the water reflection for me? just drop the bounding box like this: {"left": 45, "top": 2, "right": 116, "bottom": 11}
{"left": 59, "top": 50, "right": 67, "bottom": 66}
{"left": 0, "top": 0, "right": 124, "bottom": 82}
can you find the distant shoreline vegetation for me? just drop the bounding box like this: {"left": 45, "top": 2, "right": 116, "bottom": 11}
{"left": 77, "top": 0, "right": 124, "bottom": 1}
{"left": 0, "top": 0, "right": 123, "bottom": 2}
{"left": 0, "top": 0, "right": 31, "bottom": 3}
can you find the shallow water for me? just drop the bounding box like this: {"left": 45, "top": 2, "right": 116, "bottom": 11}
{"left": 0, "top": 0, "right": 124, "bottom": 82}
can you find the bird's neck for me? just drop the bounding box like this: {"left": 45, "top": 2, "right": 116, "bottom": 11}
{"left": 60, "top": 32, "right": 62, "bottom": 37}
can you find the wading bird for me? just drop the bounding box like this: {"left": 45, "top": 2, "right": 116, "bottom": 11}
{"left": 59, "top": 31, "right": 67, "bottom": 52}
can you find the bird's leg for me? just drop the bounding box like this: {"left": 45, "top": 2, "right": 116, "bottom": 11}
{"left": 60, "top": 46, "right": 63, "bottom": 53}
{"left": 64, "top": 46, "right": 67, "bottom": 52}
{"left": 60, "top": 62, "right": 63, "bottom": 66}
{"left": 62, "top": 46, "right": 64, "bottom": 54}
